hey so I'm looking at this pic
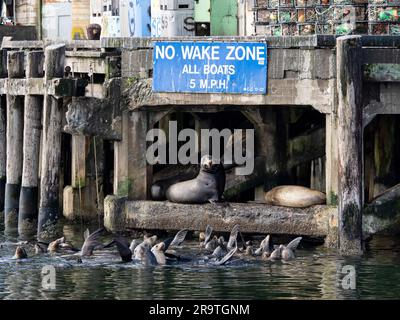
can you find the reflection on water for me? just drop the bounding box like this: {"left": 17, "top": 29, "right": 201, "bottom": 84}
{"left": 1, "top": 219, "right": 400, "bottom": 300}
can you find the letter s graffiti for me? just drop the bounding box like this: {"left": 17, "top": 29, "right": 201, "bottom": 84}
{"left": 184, "top": 17, "right": 195, "bottom": 32}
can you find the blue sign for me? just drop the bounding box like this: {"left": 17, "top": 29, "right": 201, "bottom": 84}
{"left": 152, "top": 41, "right": 268, "bottom": 94}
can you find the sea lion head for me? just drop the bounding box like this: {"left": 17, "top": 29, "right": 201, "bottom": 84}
{"left": 134, "top": 244, "right": 147, "bottom": 261}
{"left": 153, "top": 242, "right": 165, "bottom": 252}
{"left": 13, "top": 246, "right": 28, "bottom": 260}
{"left": 200, "top": 155, "right": 222, "bottom": 173}
{"left": 144, "top": 235, "right": 157, "bottom": 246}
{"left": 199, "top": 232, "right": 206, "bottom": 242}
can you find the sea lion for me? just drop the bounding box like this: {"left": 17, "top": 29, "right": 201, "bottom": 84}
{"left": 114, "top": 229, "right": 188, "bottom": 265}
{"left": 151, "top": 170, "right": 197, "bottom": 201}
{"left": 205, "top": 236, "right": 219, "bottom": 251}
{"left": 255, "top": 235, "right": 273, "bottom": 257}
{"left": 264, "top": 185, "right": 326, "bottom": 208}
{"left": 80, "top": 228, "right": 106, "bottom": 257}
{"left": 266, "top": 237, "right": 302, "bottom": 261}
{"left": 281, "top": 237, "right": 302, "bottom": 261}
{"left": 165, "top": 155, "right": 226, "bottom": 204}
{"left": 201, "top": 225, "right": 213, "bottom": 247}
{"left": 143, "top": 235, "right": 158, "bottom": 246}
{"left": 12, "top": 246, "right": 28, "bottom": 260}
{"left": 134, "top": 242, "right": 158, "bottom": 265}
{"left": 48, "top": 237, "right": 66, "bottom": 253}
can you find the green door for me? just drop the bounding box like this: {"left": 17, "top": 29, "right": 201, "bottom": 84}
{"left": 195, "top": 0, "right": 210, "bottom": 23}
{"left": 210, "top": 0, "right": 238, "bottom": 36}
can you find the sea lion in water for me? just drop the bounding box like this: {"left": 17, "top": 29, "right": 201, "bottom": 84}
{"left": 166, "top": 155, "right": 226, "bottom": 204}
{"left": 255, "top": 235, "right": 273, "bottom": 257}
{"left": 266, "top": 237, "right": 302, "bottom": 261}
{"left": 264, "top": 185, "right": 326, "bottom": 208}
{"left": 12, "top": 246, "right": 28, "bottom": 260}
{"left": 114, "top": 229, "right": 188, "bottom": 265}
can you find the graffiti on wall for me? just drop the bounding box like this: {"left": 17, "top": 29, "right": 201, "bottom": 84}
{"left": 151, "top": 1, "right": 195, "bottom": 38}
{"left": 126, "top": 0, "right": 151, "bottom": 37}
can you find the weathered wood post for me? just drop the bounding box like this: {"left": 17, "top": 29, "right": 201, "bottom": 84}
{"left": 37, "top": 44, "right": 65, "bottom": 240}
{"left": 18, "top": 51, "right": 44, "bottom": 239}
{"left": 4, "top": 51, "right": 25, "bottom": 235}
{"left": 336, "top": 35, "right": 363, "bottom": 255}
{"left": 0, "top": 49, "right": 7, "bottom": 213}
{"left": 0, "top": 96, "right": 5, "bottom": 213}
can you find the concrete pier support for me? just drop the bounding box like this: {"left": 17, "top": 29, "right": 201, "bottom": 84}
{"left": 38, "top": 44, "right": 65, "bottom": 240}
{"left": 336, "top": 36, "right": 363, "bottom": 255}
{"left": 18, "top": 51, "right": 44, "bottom": 239}
{"left": 4, "top": 51, "right": 24, "bottom": 235}
{"left": 114, "top": 110, "right": 152, "bottom": 199}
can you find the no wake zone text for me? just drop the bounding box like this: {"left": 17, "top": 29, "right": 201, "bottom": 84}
{"left": 155, "top": 44, "right": 267, "bottom": 62}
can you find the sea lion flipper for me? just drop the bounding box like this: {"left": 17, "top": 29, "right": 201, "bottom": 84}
{"left": 168, "top": 229, "right": 188, "bottom": 248}
{"left": 286, "top": 237, "right": 302, "bottom": 251}
{"left": 204, "top": 225, "right": 213, "bottom": 244}
{"left": 227, "top": 225, "right": 240, "bottom": 250}
{"left": 215, "top": 246, "right": 237, "bottom": 266}
{"left": 83, "top": 228, "right": 90, "bottom": 240}
{"left": 113, "top": 237, "right": 133, "bottom": 262}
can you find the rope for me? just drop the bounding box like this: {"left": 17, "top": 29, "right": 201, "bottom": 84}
{"left": 93, "top": 136, "right": 101, "bottom": 229}
{"left": 75, "top": 137, "right": 84, "bottom": 229}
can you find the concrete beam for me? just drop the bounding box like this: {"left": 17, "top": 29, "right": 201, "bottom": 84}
{"left": 129, "top": 78, "right": 334, "bottom": 114}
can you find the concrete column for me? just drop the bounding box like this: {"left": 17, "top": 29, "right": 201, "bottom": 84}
{"left": 18, "top": 51, "right": 44, "bottom": 239}
{"left": 336, "top": 36, "right": 363, "bottom": 255}
{"left": 38, "top": 44, "right": 65, "bottom": 240}
{"left": 4, "top": 51, "right": 24, "bottom": 235}
{"left": 113, "top": 110, "right": 152, "bottom": 199}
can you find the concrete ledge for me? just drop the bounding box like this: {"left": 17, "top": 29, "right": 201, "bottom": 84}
{"left": 104, "top": 196, "right": 338, "bottom": 237}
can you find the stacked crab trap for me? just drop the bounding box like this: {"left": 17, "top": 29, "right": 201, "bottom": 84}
{"left": 253, "top": 0, "right": 369, "bottom": 35}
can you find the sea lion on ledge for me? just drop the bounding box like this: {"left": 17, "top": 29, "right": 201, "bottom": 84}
{"left": 165, "top": 155, "right": 226, "bottom": 204}
{"left": 264, "top": 185, "right": 326, "bottom": 208}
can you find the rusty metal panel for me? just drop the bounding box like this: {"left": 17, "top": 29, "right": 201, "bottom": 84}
{"left": 210, "top": 0, "right": 238, "bottom": 36}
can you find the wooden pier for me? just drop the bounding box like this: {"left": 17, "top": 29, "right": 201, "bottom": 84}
{"left": 0, "top": 35, "right": 399, "bottom": 252}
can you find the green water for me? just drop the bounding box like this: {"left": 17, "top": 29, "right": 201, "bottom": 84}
{"left": 1, "top": 219, "right": 400, "bottom": 300}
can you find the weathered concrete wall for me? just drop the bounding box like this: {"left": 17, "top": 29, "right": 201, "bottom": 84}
{"left": 119, "top": 37, "right": 336, "bottom": 113}
{"left": 0, "top": 26, "right": 37, "bottom": 41}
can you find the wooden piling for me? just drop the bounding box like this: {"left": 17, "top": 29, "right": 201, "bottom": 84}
{"left": 0, "top": 49, "right": 6, "bottom": 213}
{"left": 37, "top": 44, "right": 65, "bottom": 240}
{"left": 18, "top": 51, "right": 44, "bottom": 239}
{"left": 4, "top": 51, "right": 25, "bottom": 234}
{"left": 0, "top": 96, "right": 6, "bottom": 212}
{"left": 336, "top": 36, "right": 363, "bottom": 255}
